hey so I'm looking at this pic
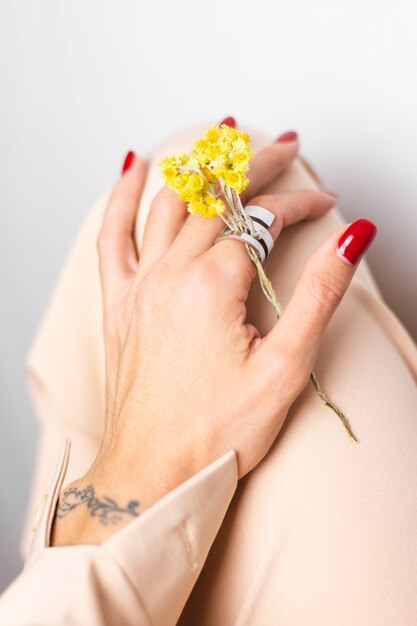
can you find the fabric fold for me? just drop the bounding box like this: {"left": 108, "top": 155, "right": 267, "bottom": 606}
{"left": 1, "top": 439, "right": 238, "bottom": 625}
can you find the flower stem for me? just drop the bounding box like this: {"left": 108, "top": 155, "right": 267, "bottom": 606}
{"left": 249, "top": 248, "right": 358, "bottom": 443}
{"left": 223, "top": 188, "right": 358, "bottom": 443}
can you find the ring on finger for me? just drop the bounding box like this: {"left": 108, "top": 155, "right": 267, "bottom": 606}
{"left": 214, "top": 204, "right": 276, "bottom": 263}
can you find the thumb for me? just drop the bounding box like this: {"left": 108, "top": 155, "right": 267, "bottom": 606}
{"left": 258, "top": 219, "right": 377, "bottom": 390}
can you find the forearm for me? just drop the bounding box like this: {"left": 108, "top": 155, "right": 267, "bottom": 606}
{"left": 1, "top": 439, "right": 238, "bottom": 626}
{"left": 51, "top": 447, "right": 202, "bottom": 546}
{"left": 50, "top": 476, "right": 141, "bottom": 546}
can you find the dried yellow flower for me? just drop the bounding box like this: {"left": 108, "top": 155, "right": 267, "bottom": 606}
{"left": 159, "top": 124, "right": 253, "bottom": 218}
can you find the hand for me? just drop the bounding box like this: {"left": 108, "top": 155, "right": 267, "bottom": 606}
{"left": 51, "top": 129, "right": 376, "bottom": 546}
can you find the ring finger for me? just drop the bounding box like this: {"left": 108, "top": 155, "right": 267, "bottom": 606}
{"left": 204, "top": 190, "right": 337, "bottom": 291}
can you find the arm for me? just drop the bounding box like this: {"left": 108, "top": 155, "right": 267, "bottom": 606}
{"left": 1, "top": 127, "right": 376, "bottom": 624}
{"left": 0, "top": 438, "right": 237, "bottom": 625}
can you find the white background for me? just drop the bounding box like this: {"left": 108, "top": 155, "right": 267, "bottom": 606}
{"left": 0, "top": 0, "right": 416, "bottom": 590}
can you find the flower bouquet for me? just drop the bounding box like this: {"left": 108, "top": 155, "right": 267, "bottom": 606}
{"left": 160, "top": 124, "right": 357, "bottom": 442}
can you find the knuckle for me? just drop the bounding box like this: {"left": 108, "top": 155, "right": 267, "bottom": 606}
{"left": 176, "top": 258, "right": 223, "bottom": 308}
{"left": 287, "top": 357, "right": 310, "bottom": 394}
{"left": 276, "top": 342, "right": 306, "bottom": 386}
{"left": 186, "top": 257, "right": 220, "bottom": 289}
{"left": 111, "top": 184, "right": 136, "bottom": 206}
{"left": 231, "top": 259, "right": 256, "bottom": 287}
{"left": 97, "top": 224, "right": 129, "bottom": 256}
{"left": 231, "top": 263, "right": 256, "bottom": 297}
{"left": 307, "top": 269, "right": 345, "bottom": 310}
{"left": 259, "top": 343, "right": 308, "bottom": 405}
{"left": 219, "top": 244, "right": 253, "bottom": 282}
{"left": 113, "top": 226, "right": 129, "bottom": 244}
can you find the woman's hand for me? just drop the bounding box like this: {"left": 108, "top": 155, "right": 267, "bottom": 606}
{"left": 51, "top": 129, "right": 376, "bottom": 546}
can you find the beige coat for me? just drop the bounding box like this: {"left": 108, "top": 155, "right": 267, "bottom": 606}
{"left": 1, "top": 126, "right": 417, "bottom": 625}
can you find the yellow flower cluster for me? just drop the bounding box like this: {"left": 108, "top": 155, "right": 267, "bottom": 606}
{"left": 159, "top": 124, "right": 253, "bottom": 218}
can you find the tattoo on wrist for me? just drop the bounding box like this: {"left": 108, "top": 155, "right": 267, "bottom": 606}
{"left": 56, "top": 485, "right": 140, "bottom": 526}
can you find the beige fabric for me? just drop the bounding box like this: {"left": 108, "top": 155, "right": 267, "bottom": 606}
{"left": 1, "top": 125, "right": 416, "bottom": 624}
{"left": 1, "top": 439, "right": 238, "bottom": 625}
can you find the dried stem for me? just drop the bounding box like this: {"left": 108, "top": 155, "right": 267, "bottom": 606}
{"left": 223, "top": 186, "right": 358, "bottom": 443}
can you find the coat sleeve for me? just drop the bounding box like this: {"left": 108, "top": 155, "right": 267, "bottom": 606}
{"left": 0, "top": 439, "right": 238, "bottom": 625}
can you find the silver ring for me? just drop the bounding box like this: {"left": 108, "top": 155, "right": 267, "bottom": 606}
{"left": 215, "top": 205, "right": 276, "bottom": 263}
{"left": 244, "top": 205, "right": 275, "bottom": 228}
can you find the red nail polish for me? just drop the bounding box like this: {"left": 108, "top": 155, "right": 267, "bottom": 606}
{"left": 121, "top": 150, "right": 135, "bottom": 175}
{"left": 219, "top": 116, "right": 236, "bottom": 128}
{"left": 275, "top": 131, "right": 298, "bottom": 143}
{"left": 336, "top": 219, "right": 377, "bottom": 265}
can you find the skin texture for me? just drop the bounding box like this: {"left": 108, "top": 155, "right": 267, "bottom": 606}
{"left": 51, "top": 129, "right": 375, "bottom": 547}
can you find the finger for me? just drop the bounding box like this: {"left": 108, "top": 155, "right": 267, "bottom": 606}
{"left": 138, "top": 186, "right": 187, "bottom": 277}
{"left": 169, "top": 134, "right": 299, "bottom": 261}
{"left": 205, "top": 190, "right": 337, "bottom": 292}
{"left": 219, "top": 116, "right": 237, "bottom": 128}
{"left": 254, "top": 218, "right": 377, "bottom": 397}
{"left": 97, "top": 151, "right": 147, "bottom": 295}
{"left": 142, "top": 116, "right": 237, "bottom": 273}
{"left": 240, "top": 132, "right": 299, "bottom": 205}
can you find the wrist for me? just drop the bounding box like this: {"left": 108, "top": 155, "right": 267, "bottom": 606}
{"left": 92, "top": 445, "right": 199, "bottom": 510}
{"left": 50, "top": 475, "right": 141, "bottom": 546}
{"left": 50, "top": 446, "right": 201, "bottom": 547}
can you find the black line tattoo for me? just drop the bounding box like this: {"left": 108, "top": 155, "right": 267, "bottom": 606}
{"left": 57, "top": 485, "right": 140, "bottom": 526}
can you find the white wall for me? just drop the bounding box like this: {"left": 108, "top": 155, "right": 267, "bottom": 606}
{"left": 0, "top": 0, "right": 416, "bottom": 591}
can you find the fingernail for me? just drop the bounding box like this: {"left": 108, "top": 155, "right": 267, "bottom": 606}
{"left": 336, "top": 219, "right": 377, "bottom": 266}
{"left": 324, "top": 190, "right": 338, "bottom": 198}
{"left": 275, "top": 130, "right": 298, "bottom": 143}
{"left": 121, "top": 150, "right": 135, "bottom": 175}
{"left": 219, "top": 116, "right": 236, "bottom": 128}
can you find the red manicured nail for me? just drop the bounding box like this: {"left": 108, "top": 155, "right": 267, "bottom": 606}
{"left": 219, "top": 116, "right": 236, "bottom": 128}
{"left": 121, "top": 150, "right": 135, "bottom": 175}
{"left": 336, "top": 219, "right": 377, "bottom": 265}
{"left": 275, "top": 130, "right": 298, "bottom": 143}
